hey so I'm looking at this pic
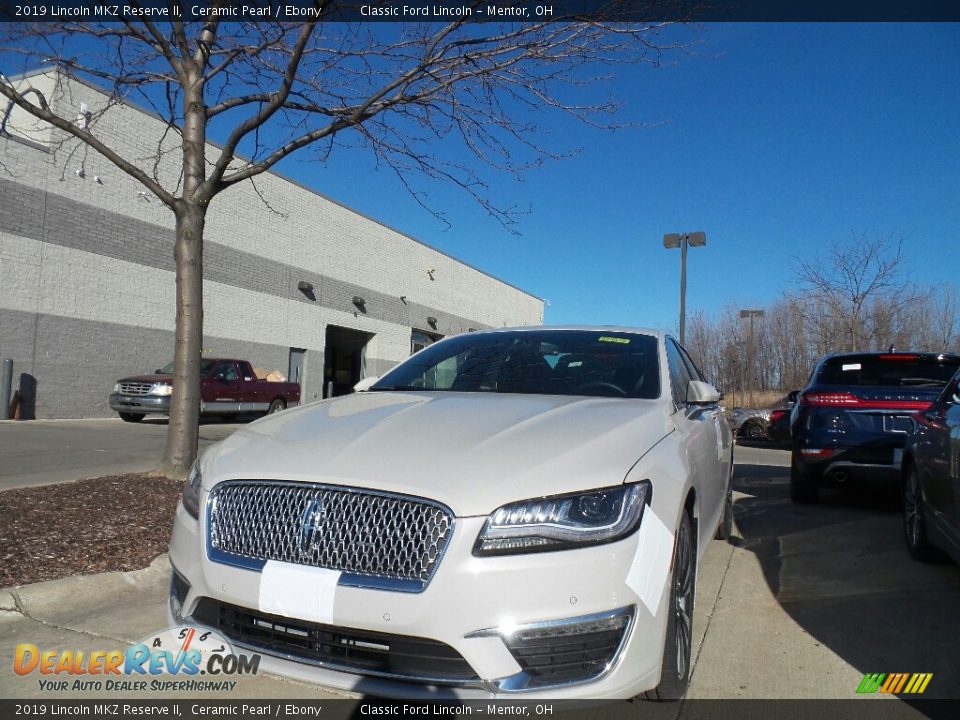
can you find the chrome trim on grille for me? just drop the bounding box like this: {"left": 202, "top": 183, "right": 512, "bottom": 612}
{"left": 118, "top": 382, "right": 153, "bottom": 395}
{"left": 206, "top": 481, "right": 455, "bottom": 592}
{"left": 466, "top": 606, "right": 636, "bottom": 692}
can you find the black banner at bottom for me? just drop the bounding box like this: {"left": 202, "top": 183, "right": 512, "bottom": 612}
{"left": 1, "top": 700, "right": 958, "bottom": 720}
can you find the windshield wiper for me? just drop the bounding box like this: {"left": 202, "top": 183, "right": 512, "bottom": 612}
{"left": 900, "top": 377, "right": 947, "bottom": 387}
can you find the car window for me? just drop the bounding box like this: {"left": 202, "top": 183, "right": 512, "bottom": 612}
{"left": 665, "top": 339, "right": 694, "bottom": 409}
{"left": 816, "top": 355, "right": 960, "bottom": 388}
{"left": 677, "top": 343, "right": 706, "bottom": 383}
{"left": 373, "top": 330, "right": 660, "bottom": 399}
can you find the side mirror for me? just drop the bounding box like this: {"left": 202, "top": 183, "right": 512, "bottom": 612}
{"left": 687, "top": 380, "right": 721, "bottom": 405}
{"left": 353, "top": 376, "right": 380, "bottom": 393}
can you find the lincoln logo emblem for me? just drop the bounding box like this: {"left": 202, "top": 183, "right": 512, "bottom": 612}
{"left": 299, "top": 498, "right": 325, "bottom": 557}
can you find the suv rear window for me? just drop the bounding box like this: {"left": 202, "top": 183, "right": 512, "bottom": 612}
{"left": 817, "top": 355, "right": 960, "bottom": 388}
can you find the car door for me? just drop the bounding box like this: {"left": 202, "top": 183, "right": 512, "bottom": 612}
{"left": 666, "top": 338, "right": 723, "bottom": 543}
{"left": 919, "top": 375, "right": 960, "bottom": 541}
{"left": 206, "top": 361, "right": 242, "bottom": 414}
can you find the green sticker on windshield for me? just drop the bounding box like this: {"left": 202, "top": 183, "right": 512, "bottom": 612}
{"left": 598, "top": 336, "right": 630, "bottom": 344}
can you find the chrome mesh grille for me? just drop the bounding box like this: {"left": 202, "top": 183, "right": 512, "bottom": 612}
{"left": 208, "top": 482, "right": 453, "bottom": 588}
{"left": 118, "top": 382, "right": 153, "bottom": 395}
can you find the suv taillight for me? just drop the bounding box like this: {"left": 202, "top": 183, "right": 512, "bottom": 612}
{"left": 800, "top": 391, "right": 931, "bottom": 411}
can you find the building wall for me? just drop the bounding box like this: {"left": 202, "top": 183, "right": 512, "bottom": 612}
{"left": 0, "top": 70, "right": 543, "bottom": 418}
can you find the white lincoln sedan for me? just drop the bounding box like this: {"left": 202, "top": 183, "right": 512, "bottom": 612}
{"left": 168, "top": 327, "right": 734, "bottom": 700}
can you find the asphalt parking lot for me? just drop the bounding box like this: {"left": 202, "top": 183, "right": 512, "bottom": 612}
{"left": 1, "top": 423, "right": 958, "bottom": 703}
{"left": 0, "top": 417, "right": 246, "bottom": 490}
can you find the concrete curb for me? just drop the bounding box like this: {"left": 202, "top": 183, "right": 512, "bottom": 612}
{"left": 2, "top": 554, "right": 170, "bottom": 642}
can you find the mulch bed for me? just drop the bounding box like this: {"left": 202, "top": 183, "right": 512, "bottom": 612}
{"left": 0, "top": 474, "right": 183, "bottom": 588}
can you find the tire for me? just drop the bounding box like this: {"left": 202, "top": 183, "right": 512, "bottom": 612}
{"left": 119, "top": 412, "right": 145, "bottom": 423}
{"left": 740, "top": 420, "right": 766, "bottom": 441}
{"left": 790, "top": 452, "right": 819, "bottom": 503}
{"left": 903, "top": 465, "right": 935, "bottom": 562}
{"left": 646, "top": 512, "right": 696, "bottom": 701}
{"left": 267, "top": 398, "right": 286, "bottom": 415}
{"left": 715, "top": 462, "right": 734, "bottom": 541}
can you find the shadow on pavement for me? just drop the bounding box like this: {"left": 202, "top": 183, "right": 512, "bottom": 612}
{"left": 732, "top": 462, "right": 960, "bottom": 704}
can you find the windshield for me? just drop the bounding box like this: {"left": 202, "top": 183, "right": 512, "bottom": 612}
{"left": 157, "top": 360, "right": 218, "bottom": 374}
{"left": 372, "top": 330, "right": 660, "bottom": 399}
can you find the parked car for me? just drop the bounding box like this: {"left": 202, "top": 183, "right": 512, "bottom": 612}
{"left": 109, "top": 358, "right": 300, "bottom": 422}
{"left": 167, "top": 327, "right": 734, "bottom": 700}
{"left": 729, "top": 406, "right": 771, "bottom": 440}
{"left": 900, "top": 368, "right": 960, "bottom": 565}
{"left": 789, "top": 351, "right": 960, "bottom": 503}
{"left": 765, "top": 391, "right": 798, "bottom": 446}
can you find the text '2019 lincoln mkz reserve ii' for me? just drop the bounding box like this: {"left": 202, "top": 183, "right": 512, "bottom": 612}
{"left": 167, "top": 327, "right": 734, "bottom": 700}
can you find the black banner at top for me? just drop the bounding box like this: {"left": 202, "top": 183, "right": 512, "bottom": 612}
{"left": 0, "top": 0, "right": 958, "bottom": 23}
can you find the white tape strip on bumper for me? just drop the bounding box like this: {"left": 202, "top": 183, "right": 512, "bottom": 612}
{"left": 258, "top": 560, "right": 340, "bottom": 624}
{"left": 625, "top": 509, "right": 674, "bottom": 616}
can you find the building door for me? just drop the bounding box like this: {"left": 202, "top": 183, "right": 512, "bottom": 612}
{"left": 323, "top": 326, "right": 374, "bottom": 398}
{"left": 288, "top": 347, "right": 306, "bottom": 385}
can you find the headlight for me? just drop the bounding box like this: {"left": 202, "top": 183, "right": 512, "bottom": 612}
{"left": 150, "top": 383, "right": 173, "bottom": 396}
{"left": 474, "top": 481, "right": 651, "bottom": 556}
{"left": 113, "top": 383, "right": 121, "bottom": 392}
{"left": 182, "top": 460, "right": 202, "bottom": 519}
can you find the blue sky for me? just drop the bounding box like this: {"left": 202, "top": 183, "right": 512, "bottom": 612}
{"left": 275, "top": 22, "right": 959, "bottom": 330}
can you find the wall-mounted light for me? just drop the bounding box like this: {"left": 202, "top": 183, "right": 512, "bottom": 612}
{"left": 353, "top": 295, "right": 366, "bottom": 306}
{"left": 399, "top": 295, "right": 408, "bottom": 304}
{"left": 467, "top": 327, "right": 476, "bottom": 332}
{"left": 298, "top": 280, "right": 314, "bottom": 293}
{"left": 427, "top": 316, "right": 438, "bottom": 328}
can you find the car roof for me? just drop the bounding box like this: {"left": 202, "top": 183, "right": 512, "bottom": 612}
{"left": 818, "top": 351, "right": 960, "bottom": 362}
{"left": 471, "top": 325, "right": 667, "bottom": 341}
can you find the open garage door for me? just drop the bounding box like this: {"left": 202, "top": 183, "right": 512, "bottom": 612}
{"left": 323, "top": 325, "right": 374, "bottom": 398}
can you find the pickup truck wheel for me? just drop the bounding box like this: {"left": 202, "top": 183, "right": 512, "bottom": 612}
{"left": 267, "top": 398, "right": 286, "bottom": 415}
{"left": 790, "top": 452, "right": 819, "bottom": 503}
{"left": 118, "top": 412, "right": 145, "bottom": 423}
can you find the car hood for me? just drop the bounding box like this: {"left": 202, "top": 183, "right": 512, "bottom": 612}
{"left": 116, "top": 374, "right": 172, "bottom": 384}
{"left": 204, "top": 391, "right": 673, "bottom": 516}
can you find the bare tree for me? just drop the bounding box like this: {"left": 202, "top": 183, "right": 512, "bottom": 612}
{"left": 0, "top": 4, "right": 687, "bottom": 477}
{"left": 794, "top": 234, "right": 919, "bottom": 352}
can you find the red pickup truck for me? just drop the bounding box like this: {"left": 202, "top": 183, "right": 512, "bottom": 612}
{"left": 109, "top": 358, "right": 301, "bottom": 423}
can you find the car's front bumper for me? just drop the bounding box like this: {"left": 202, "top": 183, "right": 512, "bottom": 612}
{"left": 109, "top": 393, "right": 170, "bottom": 414}
{"left": 167, "top": 498, "right": 673, "bottom": 700}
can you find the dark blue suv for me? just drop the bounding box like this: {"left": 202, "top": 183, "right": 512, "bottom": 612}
{"left": 790, "top": 351, "right": 960, "bottom": 503}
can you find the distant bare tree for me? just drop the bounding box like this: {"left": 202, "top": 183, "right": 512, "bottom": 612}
{"left": 0, "top": 4, "right": 688, "bottom": 476}
{"left": 794, "top": 235, "right": 919, "bottom": 352}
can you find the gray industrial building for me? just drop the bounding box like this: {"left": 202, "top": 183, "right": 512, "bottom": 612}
{"left": 0, "top": 69, "right": 543, "bottom": 419}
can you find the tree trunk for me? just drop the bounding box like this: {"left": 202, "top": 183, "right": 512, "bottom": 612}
{"left": 156, "top": 203, "right": 205, "bottom": 478}
{"left": 156, "top": 79, "right": 208, "bottom": 480}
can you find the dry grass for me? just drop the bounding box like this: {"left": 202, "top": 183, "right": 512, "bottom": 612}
{"left": 723, "top": 389, "right": 790, "bottom": 409}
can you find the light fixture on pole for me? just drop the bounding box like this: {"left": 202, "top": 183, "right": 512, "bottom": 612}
{"left": 663, "top": 231, "right": 706, "bottom": 345}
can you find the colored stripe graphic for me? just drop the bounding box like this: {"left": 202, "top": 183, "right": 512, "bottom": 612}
{"left": 857, "top": 673, "right": 885, "bottom": 693}
{"left": 858, "top": 673, "right": 932, "bottom": 694}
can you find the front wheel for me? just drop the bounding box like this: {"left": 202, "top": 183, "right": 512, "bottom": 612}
{"left": 740, "top": 420, "right": 766, "bottom": 441}
{"left": 903, "top": 465, "right": 935, "bottom": 562}
{"left": 715, "top": 464, "right": 734, "bottom": 541}
{"left": 118, "top": 412, "right": 144, "bottom": 423}
{"left": 646, "top": 511, "right": 696, "bottom": 701}
{"left": 267, "top": 398, "right": 286, "bottom": 415}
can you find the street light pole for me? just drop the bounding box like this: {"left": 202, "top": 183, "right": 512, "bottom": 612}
{"left": 739, "top": 308, "right": 765, "bottom": 406}
{"left": 663, "top": 231, "right": 706, "bottom": 345}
